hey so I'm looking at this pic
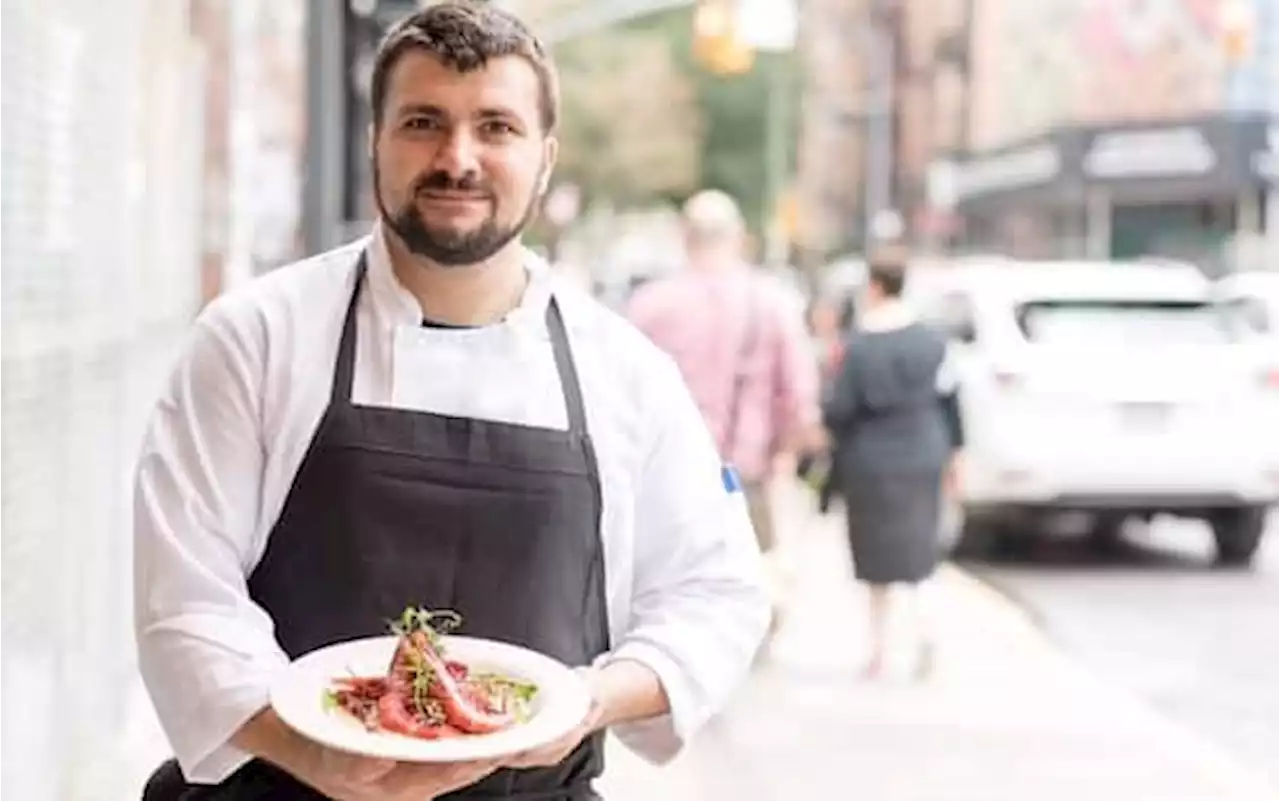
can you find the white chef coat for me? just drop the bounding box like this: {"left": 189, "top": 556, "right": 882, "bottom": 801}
{"left": 133, "top": 225, "right": 771, "bottom": 784}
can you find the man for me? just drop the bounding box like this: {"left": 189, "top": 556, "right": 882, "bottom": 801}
{"left": 134, "top": 5, "right": 769, "bottom": 800}
{"left": 627, "top": 191, "right": 821, "bottom": 631}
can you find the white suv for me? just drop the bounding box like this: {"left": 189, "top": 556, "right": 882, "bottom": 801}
{"left": 910, "top": 259, "right": 1278, "bottom": 566}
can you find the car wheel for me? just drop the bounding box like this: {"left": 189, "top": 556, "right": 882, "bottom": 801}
{"left": 1087, "top": 514, "right": 1127, "bottom": 555}
{"left": 1210, "top": 507, "right": 1267, "bottom": 568}
{"left": 952, "top": 515, "right": 1022, "bottom": 560}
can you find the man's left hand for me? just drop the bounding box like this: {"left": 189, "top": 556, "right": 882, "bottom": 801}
{"left": 503, "top": 668, "right": 603, "bottom": 770}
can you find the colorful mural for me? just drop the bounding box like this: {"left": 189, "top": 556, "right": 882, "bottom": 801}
{"left": 1076, "top": 0, "right": 1228, "bottom": 123}
{"left": 969, "top": 0, "right": 1275, "bottom": 150}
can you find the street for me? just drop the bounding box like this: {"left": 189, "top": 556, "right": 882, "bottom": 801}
{"left": 965, "top": 513, "right": 1279, "bottom": 789}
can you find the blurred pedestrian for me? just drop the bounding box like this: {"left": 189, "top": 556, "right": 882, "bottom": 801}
{"left": 822, "top": 245, "right": 963, "bottom": 680}
{"left": 628, "top": 189, "right": 823, "bottom": 639}
{"left": 806, "top": 296, "right": 846, "bottom": 382}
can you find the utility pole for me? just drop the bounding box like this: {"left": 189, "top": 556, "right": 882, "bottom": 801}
{"left": 301, "top": 1, "right": 347, "bottom": 256}
{"left": 762, "top": 55, "right": 791, "bottom": 265}
{"left": 736, "top": 0, "right": 798, "bottom": 267}
{"left": 862, "top": 0, "right": 899, "bottom": 246}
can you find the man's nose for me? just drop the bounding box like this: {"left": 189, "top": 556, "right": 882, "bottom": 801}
{"left": 432, "top": 129, "right": 481, "bottom": 178}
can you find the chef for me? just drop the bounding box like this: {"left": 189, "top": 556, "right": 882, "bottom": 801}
{"left": 133, "top": 4, "right": 769, "bottom": 800}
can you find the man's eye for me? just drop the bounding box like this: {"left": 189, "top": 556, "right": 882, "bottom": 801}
{"left": 404, "top": 117, "right": 439, "bottom": 131}
{"left": 481, "top": 121, "right": 516, "bottom": 136}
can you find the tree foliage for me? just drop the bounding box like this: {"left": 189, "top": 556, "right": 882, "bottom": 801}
{"left": 551, "top": 26, "right": 702, "bottom": 207}
{"left": 543, "top": 6, "right": 798, "bottom": 239}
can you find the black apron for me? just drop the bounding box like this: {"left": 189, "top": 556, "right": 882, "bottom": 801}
{"left": 144, "top": 253, "right": 610, "bottom": 800}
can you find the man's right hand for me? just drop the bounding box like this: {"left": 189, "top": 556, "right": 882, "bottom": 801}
{"left": 303, "top": 747, "right": 501, "bottom": 801}
{"left": 235, "top": 707, "right": 501, "bottom": 800}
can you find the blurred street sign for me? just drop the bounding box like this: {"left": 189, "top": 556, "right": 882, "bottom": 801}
{"left": 1083, "top": 127, "right": 1217, "bottom": 179}
{"left": 735, "top": 0, "right": 796, "bottom": 52}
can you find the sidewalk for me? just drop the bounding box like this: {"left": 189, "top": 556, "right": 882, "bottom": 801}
{"left": 598, "top": 487, "right": 1275, "bottom": 801}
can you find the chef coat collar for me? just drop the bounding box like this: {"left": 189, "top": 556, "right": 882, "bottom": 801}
{"left": 365, "top": 221, "right": 554, "bottom": 336}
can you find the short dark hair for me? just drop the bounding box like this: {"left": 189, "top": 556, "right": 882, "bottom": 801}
{"left": 867, "top": 245, "right": 908, "bottom": 298}
{"left": 370, "top": 2, "right": 559, "bottom": 134}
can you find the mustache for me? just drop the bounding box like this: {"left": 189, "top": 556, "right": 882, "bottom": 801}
{"left": 412, "top": 171, "right": 493, "bottom": 196}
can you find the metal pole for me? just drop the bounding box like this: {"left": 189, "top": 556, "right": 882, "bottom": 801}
{"left": 863, "top": 6, "right": 895, "bottom": 245}
{"left": 763, "top": 54, "right": 790, "bottom": 266}
{"left": 302, "top": 2, "right": 346, "bottom": 256}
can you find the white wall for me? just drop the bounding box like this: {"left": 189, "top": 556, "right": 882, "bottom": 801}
{"left": 1, "top": 1, "right": 205, "bottom": 798}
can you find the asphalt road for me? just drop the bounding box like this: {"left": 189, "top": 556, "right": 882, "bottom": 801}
{"left": 964, "top": 513, "right": 1279, "bottom": 789}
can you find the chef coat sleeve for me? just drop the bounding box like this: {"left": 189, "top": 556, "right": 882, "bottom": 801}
{"left": 602, "top": 354, "right": 771, "bottom": 763}
{"left": 133, "top": 300, "right": 289, "bottom": 784}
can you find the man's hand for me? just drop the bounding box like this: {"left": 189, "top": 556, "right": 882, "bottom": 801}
{"left": 299, "top": 748, "right": 395, "bottom": 799}
{"left": 295, "top": 733, "right": 502, "bottom": 801}
{"left": 798, "top": 423, "right": 830, "bottom": 455}
{"left": 234, "top": 707, "right": 501, "bottom": 800}
{"left": 505, "top": 658, "right": 670, "bottom": 771}
{"left": 504, "top": 667, "right": 604, "bottom": 770}
{"left": 301, "top": 746, "right": 501, "bottom": 801}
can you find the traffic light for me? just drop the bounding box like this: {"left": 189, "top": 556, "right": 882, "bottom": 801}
{"left": 1219, "top": 1, "right": 1254, "bottom": 65}
{"left": 1222, "top": 23, "right": 1252, "bottom": 64}
{"left": 693, "top": 0, "right": 754, "bottom": 75}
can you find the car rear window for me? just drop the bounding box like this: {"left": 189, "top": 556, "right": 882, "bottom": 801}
{"left": 1015, "top": 301, "right": 1234, "bottom": 345}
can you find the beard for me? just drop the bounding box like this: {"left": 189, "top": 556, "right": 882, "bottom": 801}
{"left": 374, "top": 160, "right": 544, "bottom": 268}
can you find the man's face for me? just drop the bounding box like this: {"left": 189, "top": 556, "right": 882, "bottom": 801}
{"left": 373, "top": 51, "right": 556, "bottom": 267}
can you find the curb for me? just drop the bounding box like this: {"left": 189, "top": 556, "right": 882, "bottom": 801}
{"left": 946, "top": 559, "right": 1050, "bottom": 630}
{"left": 935, "top": 562, "right": 1048, "bottom": 641}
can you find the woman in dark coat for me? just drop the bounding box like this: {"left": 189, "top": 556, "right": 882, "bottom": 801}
{"left": 822, "top": 248, "right": 963, "bottom": 680}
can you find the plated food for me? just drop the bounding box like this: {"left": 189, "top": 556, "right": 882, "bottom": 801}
{"left": 270, "top": 606, "right": 592, "bottom": 762}
{"left": 324, "top": 608, "right": 537, "bottom": 740}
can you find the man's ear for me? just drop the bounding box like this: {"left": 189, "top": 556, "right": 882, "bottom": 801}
{"left": 539, "top": 136, "right": 559, "bottom": 196}
{"left": 366, "top": 122, "right": 376, "bottom": 160}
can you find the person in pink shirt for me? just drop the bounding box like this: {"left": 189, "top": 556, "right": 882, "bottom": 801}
{"left": 628, "top": 190, "right": 822, "bottom": 632}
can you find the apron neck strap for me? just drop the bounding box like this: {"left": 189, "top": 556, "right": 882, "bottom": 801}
{"left": 331, "top": 252, "right": 367, "bottom": 406}
{"left": 545, "top": 298, "right": 589, "bottom": 437}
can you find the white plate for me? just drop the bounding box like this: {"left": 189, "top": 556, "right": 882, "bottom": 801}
{"left": 270, "top": 635, "right": 592, "bottom": 762}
